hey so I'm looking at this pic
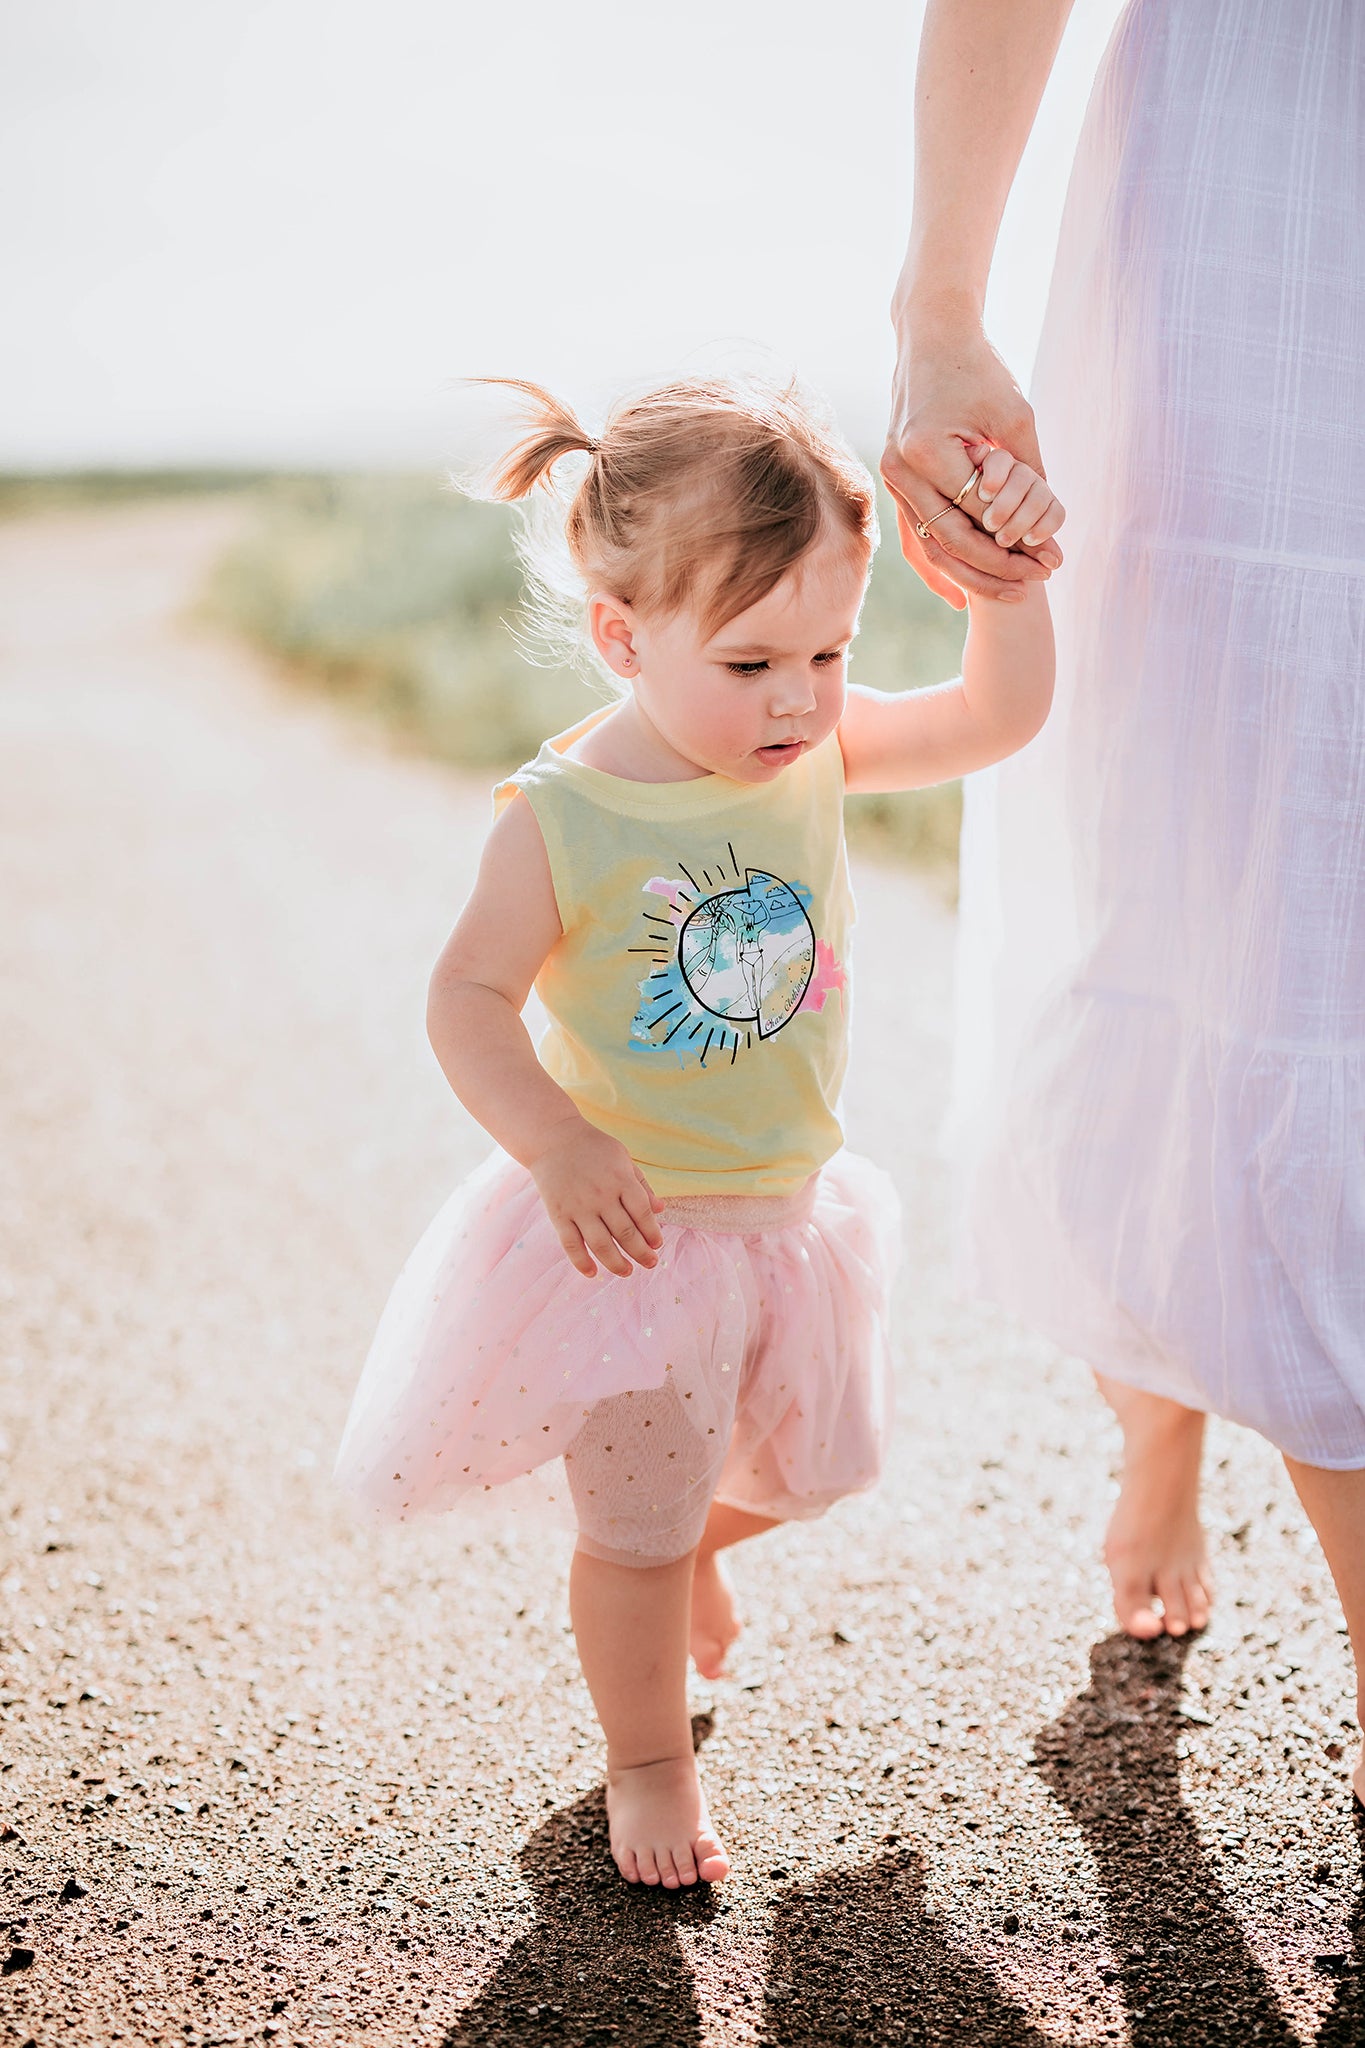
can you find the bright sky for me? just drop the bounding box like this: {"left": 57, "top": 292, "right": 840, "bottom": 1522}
{"left": 1, "top": 0, "right": 1125, "bottom": 468}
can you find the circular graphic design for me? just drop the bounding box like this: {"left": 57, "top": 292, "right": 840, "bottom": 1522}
{"left": 678, "top": 870, "right": 814, "bottom": 1038}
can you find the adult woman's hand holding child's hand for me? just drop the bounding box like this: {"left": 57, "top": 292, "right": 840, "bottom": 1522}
{"left": 881, "top": 315, "right": 1064, "bottom": 607}
{"left": 529, "top": 1117, "right": 665, "bottom": 1279}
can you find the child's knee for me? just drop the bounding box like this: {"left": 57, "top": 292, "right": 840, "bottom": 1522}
{"left": 565, "top": 1386, "right": 731, "bottom": 1567}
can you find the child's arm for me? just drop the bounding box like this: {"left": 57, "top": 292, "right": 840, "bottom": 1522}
{"left": 427, "top": 795, "right": 664, "bottom": 1279}
{"left": 840, "top": 442, "right": 1057, "bottom": 793}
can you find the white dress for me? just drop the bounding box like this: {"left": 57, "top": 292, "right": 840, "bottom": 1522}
{"left": 951, "top": 0, "right": 1365, "bottom": 1467}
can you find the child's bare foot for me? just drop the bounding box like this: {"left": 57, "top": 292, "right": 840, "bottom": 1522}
{"left": 689, "top": 1552, "right": 742, "bottom": 1678}
{"left": 1097, "top": 1377, "right": 1213, "bottom": 1640}
{"left": 606, "top": 1753, "right": 730, "bottom": 1888}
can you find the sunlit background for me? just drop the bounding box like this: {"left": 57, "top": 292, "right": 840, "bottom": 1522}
{"left": 4, "top": 0, "right": 1124, "bottom": 469}
{"left": 2, "top": 0, "right": 1125, "bottom": 871}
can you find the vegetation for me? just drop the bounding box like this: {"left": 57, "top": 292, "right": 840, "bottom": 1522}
{"left": 204, "top": 472, "right": 967, "bottom": 880}
{"left": 0, "top": 469, "right": 269, "bottom": 519}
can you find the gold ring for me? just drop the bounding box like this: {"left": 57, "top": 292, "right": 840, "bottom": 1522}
{"left": 914, "top": 508, "right": 951, "bottom": 540}
{"left": 914, "top": 467, "right": 982, "bottom": 540}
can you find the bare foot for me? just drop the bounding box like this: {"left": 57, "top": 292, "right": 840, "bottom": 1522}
{"left": 606, "top": 1753, "right": 730, "bottom": 1888}
{"left": 1097, "top": 1377, "right": 1213, "bottom": 1640}
{"left": 689, "top": 1552, "right": 742, "bottom": 1679}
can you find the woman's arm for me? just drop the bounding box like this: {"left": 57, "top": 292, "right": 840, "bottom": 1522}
{"left": 839, "top": 578, "right": 1054, "bottom": 793}
{"left": 883, "top": 0, "right": 1076, "bottom": 606}
{"left": 428, "top": 796, "right": 663, "bottom": 1277}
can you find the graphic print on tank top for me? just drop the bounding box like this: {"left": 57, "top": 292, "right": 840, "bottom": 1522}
{"left": 629, "top": 840, "right": 845, "bottom": 1068}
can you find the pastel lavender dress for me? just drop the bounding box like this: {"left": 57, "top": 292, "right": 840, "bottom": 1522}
{"left": 951, "top": 0, "right": 1365, "bottom": 1465}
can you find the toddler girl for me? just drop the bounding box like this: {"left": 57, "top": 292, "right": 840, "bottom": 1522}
{"left": 335, "top": 376, "right": 1056, "bottom": 1889}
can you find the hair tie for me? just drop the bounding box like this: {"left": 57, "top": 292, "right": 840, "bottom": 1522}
{"left": 585, "top": 437, "right": 600, "bottom": 456}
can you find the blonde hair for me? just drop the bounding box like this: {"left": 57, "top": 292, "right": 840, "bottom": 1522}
{"left": 466, "top": 374, "right": 877, "bottom": 682}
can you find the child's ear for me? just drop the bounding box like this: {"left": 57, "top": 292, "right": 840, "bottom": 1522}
{"left": 588, "top": 594, "right": 638, "bottom": 680}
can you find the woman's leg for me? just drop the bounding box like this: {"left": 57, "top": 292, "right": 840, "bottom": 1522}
{"left": 569, "top": 1545, "right": 730, "bottom": 1887}
{"left": 1281, "top": 1461, "right": 1365, "bottom": 1805}
{"left": 690, "top": 1501, "right": 779, "bottom": 1679}
{"left": 1095, "top": 1375, "right": 1213, "bottom": 1640}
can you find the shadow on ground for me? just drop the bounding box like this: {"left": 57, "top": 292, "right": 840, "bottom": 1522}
{"left": 445, "top": 1719, "right": 718, "bottom": 2048}
{"left": 1033, "top": 1632, "right": 1363, "bottom": 2048}
{"left": 446, "top": 1649, "right": 1364, "bottom": 2048}
{"left": 759, "top": 1845, "right": 1054, "bottom": 2047}
{"left": 759, "top": 1633, "right": 1364, "bottom": 2048}
{"left": 1318, "top": 1807, "right": 1364, "bottom": 2047}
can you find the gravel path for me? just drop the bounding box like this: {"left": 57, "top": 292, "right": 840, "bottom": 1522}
{"left": 0, "top": 500, "right": 1360, "bottom": 2048}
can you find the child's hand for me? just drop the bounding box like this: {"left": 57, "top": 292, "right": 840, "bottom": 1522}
{"left": 963, "top": 438, "right": 1065, "bottom": 557}
{"left": 528, "top": 1118, "right": 665, "bottom": 1280}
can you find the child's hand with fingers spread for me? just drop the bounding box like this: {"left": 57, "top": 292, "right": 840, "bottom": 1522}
{"left": 528, "top": 1118, "right": 665, "bottom": 1279}
{"left": 964, "top": 437, "right": 1065, "bottom": 557}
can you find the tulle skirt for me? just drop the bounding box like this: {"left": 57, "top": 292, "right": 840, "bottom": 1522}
{"left": 950, "top": 0, "right": 1365, "bottom": 1466}
{"left": 334, "top": 1149, "right": 900, "bottom": 1564}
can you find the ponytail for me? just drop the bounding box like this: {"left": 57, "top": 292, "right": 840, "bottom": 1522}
{"left": 452, "top": 371, "right": 876, "bottom": 688}
{"left": 475, "top": 378, "right": 597, "bottom": 501}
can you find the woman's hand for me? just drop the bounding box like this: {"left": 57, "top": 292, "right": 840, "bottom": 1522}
{"left": 882, "top": 311, "right": 1063, "bottom": 608}
{"left": 529, "top": 1117, "right": 665, "bottom": 1280}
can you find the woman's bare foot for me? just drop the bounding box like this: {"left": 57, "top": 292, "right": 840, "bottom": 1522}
{"left": 1096, "top": 1375, "right": 1213, "bottom": 1640}
{"left": 689, "top": 1551, "right": 742, "bottom": 1679}
{"left": 606, "top": 1753, "right": 730, "bottom": 1887}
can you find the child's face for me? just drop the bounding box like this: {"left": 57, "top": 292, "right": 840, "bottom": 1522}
{"left": 596, "top": 530, "right": 869, "bottom": 783}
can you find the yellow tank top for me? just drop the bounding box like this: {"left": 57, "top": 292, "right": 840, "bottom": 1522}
{"left": 494, "top": 714, "right": 854, "bottom": 1197}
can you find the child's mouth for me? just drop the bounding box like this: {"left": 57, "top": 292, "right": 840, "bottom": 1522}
{"left": 754, "top": 739, "right": 804, "bottom": 767}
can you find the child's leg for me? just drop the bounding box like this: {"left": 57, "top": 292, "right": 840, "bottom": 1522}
{"left": 690, "top": 1502, "right": 778, "bottom": 1679}
{"left": 569, "top": 1545, "right": 730, "bottom": 1888}
{"left": 1281, "top": 1460, "right": 1365, "bottom": 1805}
{"left": 1095, "top": 1373, "right": 1213, "bottom": 1639}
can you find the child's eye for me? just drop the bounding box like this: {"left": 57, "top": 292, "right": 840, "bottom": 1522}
{"left": 813, "top": 650, "right": 844, "bottom": 666}
{"left": 725, "top": 661, "right": 769, "bottom": 676}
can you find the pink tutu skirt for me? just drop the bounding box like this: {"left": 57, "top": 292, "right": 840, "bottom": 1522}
{"left": 334, "top": 1148, "right": 900, "bottom": 1565}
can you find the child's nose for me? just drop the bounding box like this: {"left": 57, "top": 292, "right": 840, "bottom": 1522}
{"left": 769, "top": 670, "right": 817, "bottom": 716}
